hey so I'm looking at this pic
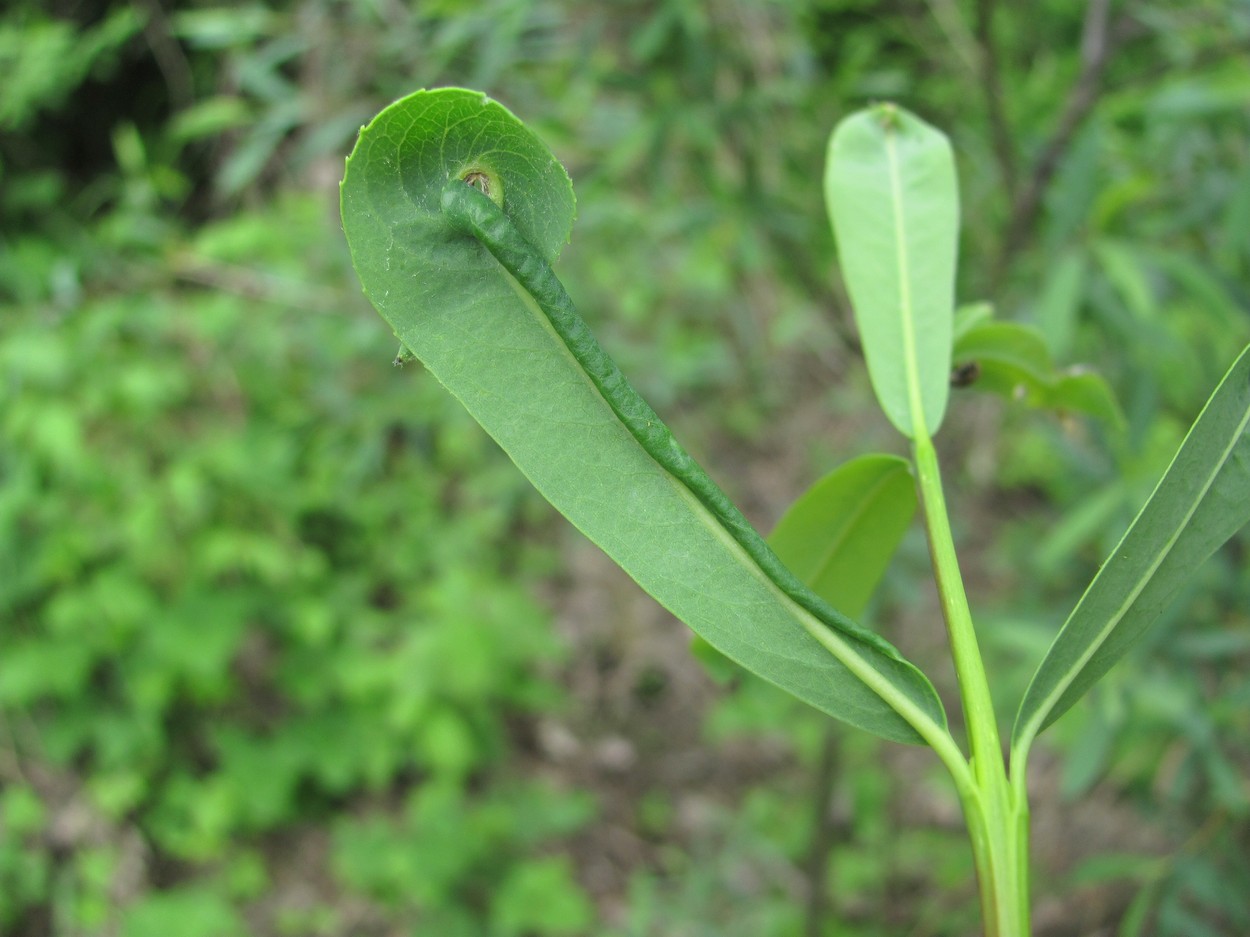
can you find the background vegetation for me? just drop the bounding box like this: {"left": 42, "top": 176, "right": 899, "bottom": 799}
{"left": 2, "top": 1, "right": 1247, "bottom": 935}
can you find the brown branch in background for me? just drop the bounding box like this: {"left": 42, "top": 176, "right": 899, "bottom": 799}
{"left": 923, "top": 0, "right": 982, "bottom": 78}
{"left": 994, "top": 0, "right": 1118, "bottom": 283}
{"left": 975, "top": 0, "right": 1017, "bottom": 200}
{"left": 803, "top": 730, "right": 841, "bottom": 937}
{"left": 132, "top": 0, "right": 195, "bottom": 112}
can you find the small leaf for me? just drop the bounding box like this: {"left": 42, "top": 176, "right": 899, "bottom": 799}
{"left": 951, "top": 302, "right": 994, "bottom": 346}
{"left": 953, "top": 319, "right": 1055, "bottom": 393}
{"left": 825, "top": 104, "right": 958, "bottom": 439}
{"left": 952, "top": 316, "right": 1125, "bottom": 430}
{"left": 693, "top": 454, "right": 917, "bottom": 681}
{"left": 1047, "top": 371, "right": 1125, "bottom": 429}
{"left": 768, "top": 454, "right": 917, "bottom": 619}
{"left": 1014, "top": 344, "right": 1250, "bottom": 752}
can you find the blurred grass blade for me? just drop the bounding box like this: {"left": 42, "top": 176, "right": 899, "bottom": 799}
{"left": 769, "top": 454, "right": 917, "bottom": 618}
{"left": 1033, "top": 250, "right": 1087, "bottom": 358}
{"left": 825, "top": 104, "right": 958, "bottom": 439}
{"left": 1014, "top": 344, "right": 1250, "bottom": 751}
{"left": 341, "top": 89, "right": 947, "bottom": 745}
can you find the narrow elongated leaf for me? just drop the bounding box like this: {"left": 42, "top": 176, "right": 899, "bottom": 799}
{"left": 1034, "top": 250, "right": 1087, "bottom": 358}
{"left": 825, "top": 105, "right": 958, "bottom": 439}
{"left": 1014, "top": 344, "right": 1250, "bottom": 751}
{"left": 341, "top": 89, "right": 946, "bottom": 745}
{"left": 769, "top": 454, "right": 917, "bottom": 618}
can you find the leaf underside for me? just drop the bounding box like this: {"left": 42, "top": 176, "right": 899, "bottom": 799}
{"left": 825, "top": 105, "right": 958, "bottom": 439}
{"left": 341, "top": 88, "right": 946, "bottom": 745}
{"left": 1014, "top": 343, "right": 1250, "bottom": 749}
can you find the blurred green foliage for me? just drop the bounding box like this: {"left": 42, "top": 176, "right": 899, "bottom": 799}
{"left": 1, "top": 191, "right": 587, "bottom": 933}
{"left": 2, "top": 0, "right": 1248, "bottom": 934}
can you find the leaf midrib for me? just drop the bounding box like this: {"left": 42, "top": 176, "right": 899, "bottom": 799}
{"left": 496, "top": 257, "right": 952, "bottom": 750}
{"left": 885, "top": 130, "right": 927, "bottom": 439}
{"left": 1021, "top": 399, "right": 1250, "bottom": 745}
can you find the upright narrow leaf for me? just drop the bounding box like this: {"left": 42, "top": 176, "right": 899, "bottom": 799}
{"left": 825, "top": 105, "right": 958, "bottom": 439}
{"left": 1014, "top": 344, "right": 1250, "bottom": 753}
{"left": 341, "top": 89, "right": 946, "bottom": 745}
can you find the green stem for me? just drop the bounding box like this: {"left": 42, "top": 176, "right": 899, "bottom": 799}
{"left": 913, "top": 434, "right": 1000, "bottom": 772}
{"left": 912, "top": 432, "right": 1030, "bottom": 936}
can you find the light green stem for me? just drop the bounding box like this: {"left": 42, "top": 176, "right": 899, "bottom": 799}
{"left": 912, "top": 432, "right": 1031, "bottom": 937}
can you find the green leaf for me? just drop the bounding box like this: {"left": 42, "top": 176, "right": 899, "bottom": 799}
{"left": 1093, "top": 239, "right": 1156, "bottom": 321}
{"left": 951, "top": 315, "right": 1125, "bottom": 430}
{"left": 121, "top": 887, "right": 250, "bottom": 937}
{"left": 951, "top": 302, "right": 994, "bottom": 346}
{"left": 768, "top": 454, "right": 917, "bottom": 619}
{"left": 1144, "top": 245, "right": 1246, "bottom": 334}
{"left": 492, "top": 856, "right": 594, "bottom": 937}
{"left": 692, "top": 453, "right": 917, "bottom": 684}
{"left": 825, "top": 104, "right": 958, "bottom": 439}
{"left": 341, "top": 89, "right": 945, "bottom": 745}
{"left": 1033, "top": 250, "right": 1087, "bottom": 358}
{"left": 1048, "top": 371, "right": 1124, "bottom": 429}
{"left": 954, "top": 319, "right": 1055, "bottom": 392}
{"left": 1013, "top": 344, "right": 1250, "bottom": 752}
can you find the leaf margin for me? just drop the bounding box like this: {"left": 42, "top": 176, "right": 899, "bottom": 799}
{"left": 1013, "top": 342, "right": 1250, "bottom": 754}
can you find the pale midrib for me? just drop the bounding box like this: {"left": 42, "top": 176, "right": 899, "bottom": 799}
{"left": 885, "top": 133, "right": 927, "bottom": 439}
{"left": 498, "top": 265, "right": 965, "bottom": 773}
{"left": 1022, "top": 401, "right": 1250, "bottom": 747}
